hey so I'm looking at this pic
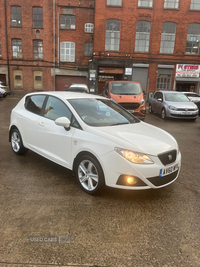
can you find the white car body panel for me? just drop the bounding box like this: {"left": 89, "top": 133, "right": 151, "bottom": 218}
{"left": 9, "top": 92, "right": 181, "bottom": 191}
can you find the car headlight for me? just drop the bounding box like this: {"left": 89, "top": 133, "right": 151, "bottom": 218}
{"left": 115, "top": 147, "right": 154, "bottom": 164}
{"left": 169, "top": 105, "right": 178, "bottom": 111}
{"left": 140, "top": 99, "right": 145, "bottom": 105}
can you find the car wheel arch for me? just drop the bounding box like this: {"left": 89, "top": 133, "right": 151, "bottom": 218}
{"left": 9, "top": 125, "right": 18, "bottom": 142}
{"left": 73, "top": 151, "right": 104, "bottom": 173}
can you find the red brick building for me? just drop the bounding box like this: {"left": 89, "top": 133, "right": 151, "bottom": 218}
{"left": 0, "top": 0, "right": 200, "bottom": 97}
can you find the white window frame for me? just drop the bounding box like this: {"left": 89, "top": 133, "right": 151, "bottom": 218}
{"left": 185, "top": 23, "right": 200, "bottom": 54}
{"left": 190, "top": 0, "right": 200, "bottom": 10}
{"left": 138, "top": 0, "right": 153, "bottom": 7}
{"left": 85, "top": 23, "right": 94, "bottom": 33}
{"left": 135, "top": 21, "right": 151, "bottom": 52}
{"left": 160, "top": 22, "right": 176, "bottom": 54}
{"left": 164, "top": 0, "right": 179, "bottom": 8}
{"left": 105, "top": 19, "right": 121, "bottom": 51}
{"left": 60, "top": 41, "right": 75, "bottom": 62}
{"left": 107, "top": 0, "right": 122, "bottom": 6}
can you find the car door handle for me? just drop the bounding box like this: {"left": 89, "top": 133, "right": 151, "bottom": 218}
{"left": 39, "top": 121, "right": 45, "bottom": 127}
{"left": 18, "top": 115, "right": 22, "bottom": 119}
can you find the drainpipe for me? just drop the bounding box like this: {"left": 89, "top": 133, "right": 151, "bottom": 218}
{"left": 57, "top": 12, "right": 59, "bottom": 66}
{"left": 53, "top": 0, "right": 55, "bottom": 90}
{"left": 4, "top": 0, "right": 11, "bottom": 92}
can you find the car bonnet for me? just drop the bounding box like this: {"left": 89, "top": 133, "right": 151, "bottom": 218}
{"left": 86, "top": 122, "right": 178, "bottom": 156}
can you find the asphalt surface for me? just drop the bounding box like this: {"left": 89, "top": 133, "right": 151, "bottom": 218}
{"left": 0, "top": 95, "right": 200, "bottom": 267}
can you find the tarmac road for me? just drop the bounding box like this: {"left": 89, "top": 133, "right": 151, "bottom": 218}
{"left": 0, "top": 95, "right": 200, "bottom": 267}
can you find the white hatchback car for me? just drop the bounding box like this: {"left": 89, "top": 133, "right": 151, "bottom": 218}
{"left": 9, "top": 92, "right": 181, "bottom": 194}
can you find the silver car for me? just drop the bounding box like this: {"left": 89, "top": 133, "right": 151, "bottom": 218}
{"left": 149, "top": 91, "right": 199, "bottom": 120}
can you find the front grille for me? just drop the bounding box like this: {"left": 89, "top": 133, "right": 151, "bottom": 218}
{"left": 147, "top": 170, "right": 178, "bottom": 186}
{"left": 118, "top": 103, "right": 140, "bottom": 110}
{"left": 177, "top": 108, "right": 196, "bottom": 111}
{"left": 158, "top": 149, "right": 177, "bottom": 166}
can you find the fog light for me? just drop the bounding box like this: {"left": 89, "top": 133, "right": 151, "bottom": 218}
{"left": 127, "top": 176, "right": 137, "bottom": 185}
{"left": 116, "top": 175, "right": 146, "bottom": 186}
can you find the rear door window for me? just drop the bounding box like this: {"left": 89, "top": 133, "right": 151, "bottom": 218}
{"left": 25, "top": 95, "right": 46, "bottom": 115}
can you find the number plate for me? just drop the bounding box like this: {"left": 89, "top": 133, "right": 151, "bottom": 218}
{"left": 159, "top": 163, "right": 179, "bottom": 177}
{"left": 181, "top": 111, "right": 192, "bottom": 115}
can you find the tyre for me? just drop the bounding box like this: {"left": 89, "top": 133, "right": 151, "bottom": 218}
{"left": 10, "top": 128, "right": 29, "bottom": 155}
{"left": 75, "top": 154, "right": 105, "bottom": 195}
{"left": 149, "top": 104, "right": 154, "bottom": 114}
{"left": 161, "top": 108, "right": 167, "bottom": 120}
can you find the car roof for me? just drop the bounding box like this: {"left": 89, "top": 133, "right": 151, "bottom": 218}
{"left": 25, "top": 91, "right": 106, "bottom": 100}
{"left": 158, "top": 90, "right": 183, "bottom": 94}
{"left": 69, "top": 84, "right": 88, "bottom": 87}
{"left": 181, "top": 92, "right": 199, "bottom": 95}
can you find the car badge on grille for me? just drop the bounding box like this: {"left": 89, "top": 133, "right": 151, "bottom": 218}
{"left": 185, "top": 108, "right": 188, "bottom": 111}
{"left": 168, "top": 154, "right": 172, "bottom": 161}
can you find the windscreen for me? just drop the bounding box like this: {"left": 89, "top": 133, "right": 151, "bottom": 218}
{"left": 68, "top": 98, "right": 140, "bottom": 127}
{"left": 110, "top": 82, "right": 141, "bottom": 95}
{"left": 164, "top": 93, "right": 190, "bottom": 102}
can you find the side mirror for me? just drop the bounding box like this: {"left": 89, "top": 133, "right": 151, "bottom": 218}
{"left": 105, "top": 89, "right": 109, "bottom": 96}
{"left": 55, "top": 117, "right": 71, "bottom": 131}
{"left": 157, "top": 98, "right": 163, "bottom": 102}
{"left": 143, "top": 90, "right": 146, "bottom": 96}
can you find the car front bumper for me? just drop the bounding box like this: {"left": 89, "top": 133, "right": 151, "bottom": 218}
{"left": 100, "top": 150, "right": 181, "bottom": 190}
{"left": 167, "top": 109, "right": 198, "bottom": 119}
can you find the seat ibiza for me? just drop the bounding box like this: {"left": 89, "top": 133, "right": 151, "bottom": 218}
{"left": 9, "top": 92, "right": 181, "bottom": 194}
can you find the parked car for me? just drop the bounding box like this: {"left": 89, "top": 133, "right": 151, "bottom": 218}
{"left": 101, "top": 81, "right": 146, "bottom": 121}
{"left": 181, "top": 92, "right": 200, "bottom": 112}
{"left": 0, "top": 81, "right": 10, "bottom": 96}
{"left": 65, "top": 84, "right": 89, "bottom": 93}
{"left": 149, "top": 90, "right": 199, "bottom": 120}
{"left": 9, "top": 92, "right": 181, "bottom": 194}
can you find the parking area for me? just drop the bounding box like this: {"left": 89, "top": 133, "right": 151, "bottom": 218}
{"left": 0, "top": 95, "right": 200, "bottom": 267}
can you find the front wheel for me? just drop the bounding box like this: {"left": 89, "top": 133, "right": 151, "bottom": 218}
{"left": 161, "top": 108, "right": 167, "bottom": 120}
{"left": 75, "top": 154, "right": 105, "bottom": 195}
{"left": 10, "top": 128, "right": 28, "bottom": 155}
{"left": 149, "top": 104, "right": 154, "bottom": 114}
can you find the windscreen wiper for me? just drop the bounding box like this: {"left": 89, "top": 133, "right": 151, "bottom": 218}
{"left": 111, "top": 122, "right": 129, "bottom": 126}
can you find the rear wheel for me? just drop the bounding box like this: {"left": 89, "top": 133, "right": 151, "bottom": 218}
{"left": 161, "top": 108, "right": 167, "bottom": 120}
{"left": 11, "top": 128, "right": 28, "bottom": 155}
{"left": 75, "top": 154, "right": 105, "bottom": 195}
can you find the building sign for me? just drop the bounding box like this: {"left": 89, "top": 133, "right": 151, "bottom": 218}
{"left": 89, "top": 69, "right": 96, "bottom": 78}
{"left": 176, "top": 64, "right": 200, "bottom": 78}
{"left": 99, "top": 68, "right": 123, "bottom": 74}
{"left": 125, "top": 68, "right": 132, "bottom": 75}
{"left": 139, "top": 13, "right": 151, "bottom": 18}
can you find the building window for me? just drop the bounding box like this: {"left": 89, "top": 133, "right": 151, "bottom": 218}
{"left": 107, "top": 0, "right": 122, "bottom": 5}
{"left": 105, "top": 19, "right": 121, "bottom": 51}
{"left": 138, "top": 0, "right": 153, "bottom": 7}
{"left": 190, "top": 0, "right": 200, "bottom": 10}
{"left": 33, "top": 7, "right": 43, "bottom": 28}
{"left": 160, "top": 22, "right": 176, "bottom": 54}
{"left": 156, "top": 74, "right": 172, "bottom": 90}
{"left": 14, "top": 70, "right": 23, "bottom": 89}
{"left": 34, "top": 71, "right": 43, "bottom": 90}
{"left": 164, "top": 0, "right": 179, "bottom": 8}
{"left": 60, "top": 15, "right": 75, "bottom": 29}
{"left": 84, "top": 43, "right": 93, "bottom": 56}
{"left": 85, "top": 23, "right": 94, "bottom": 33}
{"left": 185, "top": 23, "right": 200, "bottom": 54}
{"left": 60, "top": 42, "right": 75, "bottom": 62}
{"left": 12, "top": 39, "right": 22, "bottom": 58}
{"left": 135, "top": 21, "right": 151, "bottom": 52}
{"left": 33, "top": 40, "right": 43, "bottom": 59}
{"left": 11, "top": 6, "right": 21, "bottom": 27}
